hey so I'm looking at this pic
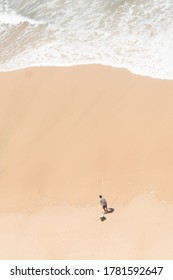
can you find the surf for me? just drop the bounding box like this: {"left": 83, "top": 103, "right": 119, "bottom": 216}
{"left": 0, "top": 0, "right": 173, "bottom": 79}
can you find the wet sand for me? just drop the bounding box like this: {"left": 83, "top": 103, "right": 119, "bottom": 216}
{"left": 0, "top": 65, "right": 173, "bottom": 259}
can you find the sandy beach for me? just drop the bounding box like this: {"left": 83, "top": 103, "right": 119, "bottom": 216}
{"left": 0, "top": 65, "right": 173, "bottom": 259}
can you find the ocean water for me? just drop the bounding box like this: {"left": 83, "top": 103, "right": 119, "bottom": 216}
{"left": 0, "top": 0, "right": 173, "bottom": 79}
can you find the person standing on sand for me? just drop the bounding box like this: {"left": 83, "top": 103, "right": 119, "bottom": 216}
{"left": 99, "top": 195, "right": 108, "bottom": 213}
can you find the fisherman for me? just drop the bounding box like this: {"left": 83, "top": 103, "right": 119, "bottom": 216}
{"left": 99, "top": 195, "right": 108, "bottom": 214}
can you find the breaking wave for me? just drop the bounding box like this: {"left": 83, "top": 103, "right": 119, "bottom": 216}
{"left": 1, "top": 0, "right": 173, "bottom": 79}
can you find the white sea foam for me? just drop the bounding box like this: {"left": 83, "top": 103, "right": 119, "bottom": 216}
{"left": 0, "top": 0, "right": 173, "bottom": 79}
{"left": 0, "top": 12, "right": 40, "bottom": 25}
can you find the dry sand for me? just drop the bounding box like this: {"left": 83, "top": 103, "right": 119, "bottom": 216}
{"left": 0, "top": 65, "right": 173, "bottom": 259}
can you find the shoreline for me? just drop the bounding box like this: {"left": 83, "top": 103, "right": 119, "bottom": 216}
{"left": 0, "top": 64, "right": 172, "bottom": 81}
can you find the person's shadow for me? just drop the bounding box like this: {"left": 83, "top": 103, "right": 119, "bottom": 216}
{"left": 107, "top": 208, "right": 114, "bottom": 214}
